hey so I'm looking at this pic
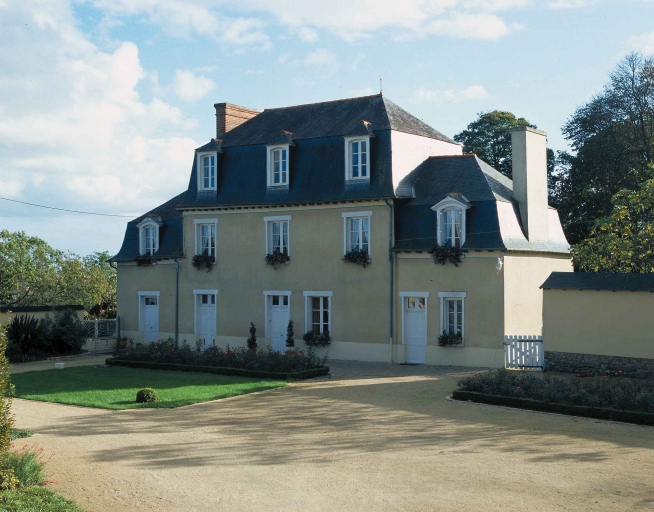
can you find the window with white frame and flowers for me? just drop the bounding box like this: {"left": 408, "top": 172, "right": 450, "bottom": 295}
{"left": 194, "top": 219, "right": 217, "bottom": 258}
{"left": 342, "top": 211, "right": 372, "bottom": 254}
{"left": 136, "top": 218, "right": 160, "bottom": 256}
{"left": 264, "top": 216, "right": 290, "bottom": 256}
{"left": 431, "top": 196, "right": 470, "bottom": 248}
{"left": 439, "top": 292, "right": 466, "bottom": 343}
{"left": 304, "top": 292, "right": 331, "bottom": 335}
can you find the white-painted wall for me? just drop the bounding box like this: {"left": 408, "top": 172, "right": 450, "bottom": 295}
{"left": 390, "top": 130, "right": 462, "bottom": 191}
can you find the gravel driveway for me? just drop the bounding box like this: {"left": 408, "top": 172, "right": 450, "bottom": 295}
{"left": 11, "top": 361, "right": 654, "bottom": 511}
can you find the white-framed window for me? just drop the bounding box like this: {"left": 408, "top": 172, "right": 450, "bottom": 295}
{"left": 438, "top": 292, "right": 466, "bottom": 342}
{"left": 344, "top": 136, "right": 371, "bottom": 181}
{"left": 264, "top": 215, "right": 291, "bottom": 255}
{"left": 136, "top": 219, "right": 160, "bottom": 256}
{"left": 342, "top": 211, "right": 372, "bottom": 255}
{"left": 197, "top": 152, "right": 218, "bottom": 191}
{"left": 303, "top": 291, "right": 332, "bottom": 335}
{"left": 194, "top": 218, "right": 218, "bottom": 257}
{"left": 431, "top": 196, "right": 470, "bottom": 248}
{"left": 266, "top": 145, "right": 290, "bottom": 187}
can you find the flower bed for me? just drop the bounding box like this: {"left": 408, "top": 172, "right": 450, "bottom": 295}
{"left": 453, "top": 369, "right": 654, "bottom": 425}
{"left": 111, "top": 338, "right": 329, "bottom": 380}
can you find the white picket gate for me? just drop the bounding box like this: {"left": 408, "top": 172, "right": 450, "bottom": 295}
{"left": 82, "top": 319, "right": 118, "bottom": 352}
{"left": 504, "top": 335, "right": 545, "bottom": 370}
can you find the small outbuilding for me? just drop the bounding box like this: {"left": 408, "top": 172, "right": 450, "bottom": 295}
{"left": 541, "top": 272, "right": 654, "bottom": 377}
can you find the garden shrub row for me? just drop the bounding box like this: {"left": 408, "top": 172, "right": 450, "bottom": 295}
{"left": 106, "top": 358, "right": 330, "bottom": 381}
{"left": 452, "top": 390, "right": 654, "bottom": 426}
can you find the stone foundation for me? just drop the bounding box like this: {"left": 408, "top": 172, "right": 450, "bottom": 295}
{"left": 545, "top": 351, "right": 654, "bottom": 379}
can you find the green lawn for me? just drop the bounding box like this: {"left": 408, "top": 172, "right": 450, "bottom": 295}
{"left": 0, "top": 486, "right": 85, "bottom": 512}
{"left": 11, "top": 366, "right": 287, "bottom": 410}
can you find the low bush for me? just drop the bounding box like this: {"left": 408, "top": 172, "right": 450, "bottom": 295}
{"left": 0, "top": 486, "right": 84, "bottom": 512}
{"left": 9, "top": 430, "right": 33, "bottom": 442}
{"left": 116, "top": 337, "right": 328, "bottom": 374}
{"left": 1, "top": 444, "right": 50, "bottom": 488}
{"left": 457, "top": 369, "right": 654, "bottom": 413}
{"left": 136, "top": 388, "right": 159, "bottom": 403}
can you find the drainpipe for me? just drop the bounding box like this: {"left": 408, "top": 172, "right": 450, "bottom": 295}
{"left": 174, "top": 257, "right": 180, "bottom": 348}
{"left": 384, "top": 199, "right": 394, "bottom": 363}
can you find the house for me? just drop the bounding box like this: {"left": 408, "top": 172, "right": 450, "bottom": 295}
{"left": 110, "top": 94, "right": 572, "bottom": 367}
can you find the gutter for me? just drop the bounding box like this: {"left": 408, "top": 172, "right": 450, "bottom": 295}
{"left": 173, "top": 257, "right": 181, "bottom": 348}
{"left": 384, "top": 199, "right": 394, "bottom": 363}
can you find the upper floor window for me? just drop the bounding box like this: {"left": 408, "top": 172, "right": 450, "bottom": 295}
{"left": 197, "top": 152, "right": 217, "bottom": 191}
{"left": 136, "top": 218, "right": 161, "bottom": 256}
{"left": 194, "top": 219, "right": 218, "bottom": 257}
{"left": 431, "top": 195, "right": 470, "bottom": 248}
{"left": 344, "top": 136, "right": 371, "bottom": 182}
{"left": 342, "top": 211, "right": 372, "bottom": 254}
{"left": 267, "top": 145, "right": 290, "bottom": 188}
{"left": 264, "top": 215, "right": 291, "bottom": 255}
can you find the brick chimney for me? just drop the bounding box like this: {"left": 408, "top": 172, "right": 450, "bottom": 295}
{"left": 511, "top": 126, "right": 549, "bottom": 242}
{"left": 214, "top": 103, "right": 260, "bottom": 138}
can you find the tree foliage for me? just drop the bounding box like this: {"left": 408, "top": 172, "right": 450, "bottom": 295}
{"left": 572, "top": 175, "right": 654, "bottom": 273}
{"left": 555, "top": 52, "right": 654, "bottom": 244}
{"left": 0, "top": 230, "right": 116, "bottom": 315}
{"left": 453, "top": 110, "right": 535, "bottom": 179}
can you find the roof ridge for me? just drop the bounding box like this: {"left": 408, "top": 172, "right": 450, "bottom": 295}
{"left": 428, "top": 154, "right": 476, "bottom": 159}
{"left": 264, "top": 93, "right": 382, "bottom": 111}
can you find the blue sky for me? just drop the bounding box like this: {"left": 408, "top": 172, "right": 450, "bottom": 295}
{"left": 1, "top": 0, "right": 654, "bottom": 255}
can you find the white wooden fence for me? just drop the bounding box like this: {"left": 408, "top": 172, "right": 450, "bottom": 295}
{"left": 504, "top": 335, "right": 544, "bottom": 370}
{"left": 82, "top": 319, "right": 118, "bottom": 352}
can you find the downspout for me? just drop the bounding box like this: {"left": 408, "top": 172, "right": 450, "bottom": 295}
{"left": 173, "top": 257, "right": 180, "bottom": 348}
{"left": 385, "top": 199, "right": 394, "bottom": 363}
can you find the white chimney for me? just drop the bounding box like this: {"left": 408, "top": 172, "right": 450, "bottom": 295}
{"left": 511, "top": 126, "right": 549, "bottom": 242}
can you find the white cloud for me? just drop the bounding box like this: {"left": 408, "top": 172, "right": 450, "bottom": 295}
{"left": 415, "top": 85, "right": 491, "bottom": 104}
{"left": 628, "top": 31, "right": 654, "bottom": 54}
{"left": 304, "top": 48, "right": 338, "bottom": 67}
{"left": 426, "top": 13, "right": 511, "bottom": 40}
{"left": 549, "top": 0, "right": 596, "bottom": 8}
{"left": 172, "top": 70, "right": 216, "bottom": 102}
{"left": 0, "top": 0, "right": 198, "bottom": 220}
{"left": 296, "top": 26, "right": 319, "bottom": 43}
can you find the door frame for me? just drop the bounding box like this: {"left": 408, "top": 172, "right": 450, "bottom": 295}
{"left": 399, "top": 292, "right": 429, "bottom": 362}
{"left": 193, "top": 289, "right": 218, "bottom": 346}
{"left": 263, "top": 290, "right": 292, "bottom": 340}
{"left": 138, "top": 291, "right": 160, "bottom": 341}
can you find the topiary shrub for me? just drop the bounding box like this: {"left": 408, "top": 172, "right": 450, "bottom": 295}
{"left": 246, "top": 322, "right": 258, "bottom": 352}
{"left": 136, "top": 388, "right": 159, "bottom": 403}
{"left": 285, "top": 320, "right": 295, "bottom": 349}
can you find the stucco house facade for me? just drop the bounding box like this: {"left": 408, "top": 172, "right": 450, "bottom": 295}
{"left": 110, "top": 94, "right": 572, "bottom": 367}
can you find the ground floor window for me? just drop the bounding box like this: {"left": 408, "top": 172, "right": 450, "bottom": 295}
{"left": 303, "top": 292, "right": 332, "bottom": 335}
{"left": 438, "top": 292, "right": 466, "bottom": 341}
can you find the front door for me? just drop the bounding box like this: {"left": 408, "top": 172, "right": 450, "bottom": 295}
{"left": 269, "top": 295, "right": 290, "bottom": 352}
{"left": 405, "top": 296, "right": 427, "bottom": 364}
{"left": 144, "top": 296, "right": 159, "bottom": 343}
{"left": 199, "top": 294, "right": 216, "bottom": 349}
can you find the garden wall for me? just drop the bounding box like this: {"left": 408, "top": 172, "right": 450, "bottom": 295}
{"left": 0, "top": 305, "right": 85, "bottom": 324}
{"left": 542, "top": 287, "right": 654, "bottom": 377}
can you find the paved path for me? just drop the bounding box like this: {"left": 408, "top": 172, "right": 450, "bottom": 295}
{"left": 11, "top": 353, "right": 111, "bottom": 374}
{"left": 11, "top": 361, "right": 654, "bottom": 511}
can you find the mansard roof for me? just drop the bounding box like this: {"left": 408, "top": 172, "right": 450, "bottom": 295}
{"left": 219, "top": 94, "right": 455, "bottom": 147}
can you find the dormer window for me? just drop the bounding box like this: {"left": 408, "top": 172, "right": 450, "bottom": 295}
{"left": 197, "top": 152, "right": 218, "bottom": 191}
{"left": 267, "top": 145, "right": 289, "bottom": 188}
{"left": 136, "top": 217, "right": 162, "bottom": 256}
{"left": 344, "top": 136, "right": 371, "bottom": 182}
{"left": 431, "top": 195, "right": 470, "bottom": 248}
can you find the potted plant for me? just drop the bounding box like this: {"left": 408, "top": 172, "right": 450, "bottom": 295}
{"left": 342, "top": 249, "right": 371, "bottom": 268}
{"left": 192, "top": 254, "right": 214, "bottom": 272}
{"left": 303, "top": 330, "right": 331, "bottom": 347}
{"left": 265, "top": 249, "right": 290, "bottom": 269}
{"left": 431, "top": 245, "right": 463, "bottom": 266}
{"left": 135, "top": 255, "right": 154, "bottom": 266}
{"left": 437, "top": 331, "right": 463, "bottom": 346}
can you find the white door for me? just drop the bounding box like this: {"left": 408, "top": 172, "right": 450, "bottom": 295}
{"left": 144, "top": 296, "right": 159, "bottom": 343}
{"left": 269, "top": 295, "right": 290, "bottom": 352}
{"left": 199, "top": 294, "right": 216, "bottom": 349}
{"left": 405, "top": 296, "right": 427, "bottom": 364}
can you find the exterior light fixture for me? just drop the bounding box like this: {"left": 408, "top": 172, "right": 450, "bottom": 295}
{"left": 496, "top": 256, "right": 503, "bottom": 272}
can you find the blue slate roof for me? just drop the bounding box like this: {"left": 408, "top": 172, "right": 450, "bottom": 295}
{"left": 541, "top": 272, "right": 654, "bottom": 292}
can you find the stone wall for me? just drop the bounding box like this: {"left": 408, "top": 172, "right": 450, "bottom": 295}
{"left": 545, "top": 351, "right": 654, "bottom": 379}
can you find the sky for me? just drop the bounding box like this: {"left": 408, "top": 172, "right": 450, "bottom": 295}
{"left": 2, "top": 0, "right": 654, "bottom": 256}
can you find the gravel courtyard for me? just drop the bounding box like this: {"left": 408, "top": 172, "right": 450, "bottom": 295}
{"left": 11, "top": 361, "right": 654, "bottom": 511}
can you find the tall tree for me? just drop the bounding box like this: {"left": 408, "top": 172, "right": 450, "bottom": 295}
{"left": 556, "top": 52, "right": 654, "bottom": 244}
{"left": 572, "top": 174, "right": 654, "bottom": 273}
{"left": 453, "top": 111, "right": 535, "bottom": 179}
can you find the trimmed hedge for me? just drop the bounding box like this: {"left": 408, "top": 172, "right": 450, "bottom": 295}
{"left": 452, "top": 390, "right": 654, "bottom": 426}
{"left": 106, "top": 358, "right": 330, "bottom": 381}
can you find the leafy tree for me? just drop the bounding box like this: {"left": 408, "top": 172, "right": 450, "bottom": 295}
{"left": 453, "top": 111, "right": 535, "bottom": 179}
{"left": 0, "top": 230, "right": 116, "bottom": 314}
{"left": 556, "top": 52, "right": 654, "bottom": 244}
{"left": 572, "top": 175, "right": 654, "bottom": 273}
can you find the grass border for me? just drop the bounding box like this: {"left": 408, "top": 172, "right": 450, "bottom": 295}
{"left": 452, "top": 390, "right": 654, "bottom": 426}
{"left": 105, "top": 358, "right": 330, "bottom": 381}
